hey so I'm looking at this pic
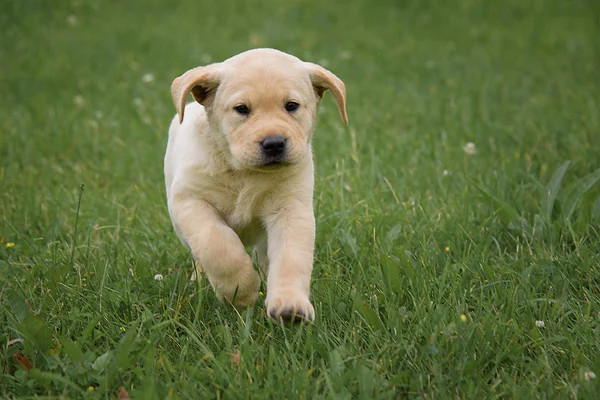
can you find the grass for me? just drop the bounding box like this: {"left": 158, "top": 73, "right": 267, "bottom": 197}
{"left": 1, "top": 0, "right": 599, "bottom": 398}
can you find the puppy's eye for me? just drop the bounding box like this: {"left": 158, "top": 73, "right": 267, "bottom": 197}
{"left": 285, "top": 102, "right": 299, "bottom": 112}
{"left": 234, "top": 104, "right": 250, "bottom": 115}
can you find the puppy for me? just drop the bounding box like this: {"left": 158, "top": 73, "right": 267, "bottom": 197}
{"left": 164, "top": 48, "right": 348, "bottom": 322}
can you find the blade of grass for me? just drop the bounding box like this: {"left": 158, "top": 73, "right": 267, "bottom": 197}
{"left": 563, "top": 168, "right": 600, "bottom": 220}
{"left": 541, "top": 161, "right": 570, "bottom": 221}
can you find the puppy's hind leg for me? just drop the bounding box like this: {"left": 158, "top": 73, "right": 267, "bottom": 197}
{"left": 171, "top": 196, "right": 260, "bottom": 307}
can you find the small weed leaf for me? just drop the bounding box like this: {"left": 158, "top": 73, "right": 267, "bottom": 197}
{"left": 481, "top": 263, "right": 497, "bottom": 280}
{"left": 342, "top": 232, "right": 359, "bottom": 257}
{"left": 28, "top": 368, "right": 50, "bottom": 386}
{"left": 92, "top": 351, "right": 111, "bottom": 373}
{"left": 78, "top": 315, "right": 101, "bottom": 343}
{"left": 216, "top": 325, "right": 233, "bottom": 349}
{"left": 6, "top": 289, "right": 29, "bottom": 322}
{"left": 352, "top": 292, "right": 384, "bottom": 331}
{"left": 142, "top": 345, "right": 156, "bottom": 373}
{"left": 132, "top": 377, "right": 164, "bottom": 400}
{"left": 45, "top": 355, "right": 59, "bottom": 370}
{"left": 357, "top": 363, "right": 374, "bottom": 397}
{"left": 474, "top": 183, "right": 519, "bottom": 224}
{"left": 61, "top": 337, "right": 83, "bottom": 362}
{"left": 563, "top": 168, "right": 600, "bottom": 220}
{"left": 385, "top": 224, "right": 403, "bottom": 249}
{"left": 388, "top": 247, "right": 417, "bottom": 282}
{"left": 329, "top": 349, "right": 345, "bottom": 377}
{"left": 22, "top": 312, "right": 53, "bottom": 355}
{"left": 541, "top": 161, "right": 570, "bottom": 221}
{"left": 115, "top": 325, "right": 137, "bottom": 370}
{"left": 379, "top": 253, "right": 402, "bottom": 295}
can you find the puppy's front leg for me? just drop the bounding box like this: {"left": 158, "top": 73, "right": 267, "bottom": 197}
{"left": 264, "top": 200, "right": 316, "bottom": 322}
{"left": 171, "top": 196, "right": 259, "bottom": 307}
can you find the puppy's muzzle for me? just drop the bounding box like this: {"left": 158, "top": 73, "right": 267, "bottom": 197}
{"left": 260, "top": 135, "right": 287, "bottom": 165}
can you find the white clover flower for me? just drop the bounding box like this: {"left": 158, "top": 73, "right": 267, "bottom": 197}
{"left": 249, "top": 33, "right": 263, "bottom": 47}
{"left": 318, "top": 58, "right": 330, "bottom": 68}
{"left": 94, "top": 110, "right": 103, "bottom": 119}
{"left": 201, "top": 54, "right": 213, "bottom": 64}
{"left": 442, "top": 169, "right": 451, "bottom": 176}
{"left": 584, "top": 371, "right": 596, "bottom": 381}
{"left": 73, "top": 95, "right": 85, "bottom": 107}
{"left": 142, "top": 73, "right": 154, "bottom": 83}
{"left": 463, "top": 142, "right": 476, "bottom": 155}
{"left": 535, "top": 320, "right": 545, "bottom": 328}
{"left": 67, "top": 15, "right": 78, "bottom": 26}
{"left": 153, "top": 274, "right": 163, "bottom": 281}
{"left": 339, "top": 50, "right": 353, "bottom": 60}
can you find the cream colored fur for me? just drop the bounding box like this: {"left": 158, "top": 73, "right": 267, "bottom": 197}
{"left": 164, "top": 48, "right": 347, "bottom": 322}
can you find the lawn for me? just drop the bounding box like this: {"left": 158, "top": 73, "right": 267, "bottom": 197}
{"left": 1, "top": 0, "right": 599, "bottom": 398}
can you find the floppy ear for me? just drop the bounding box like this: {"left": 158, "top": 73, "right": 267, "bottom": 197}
{"left": 305, "top": 62, "right": 348, "bottom": 125}
{"left": 171, "top": 64, "right": 221, "bottom": 123}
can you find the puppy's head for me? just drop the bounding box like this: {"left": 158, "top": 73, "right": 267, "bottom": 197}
{"left": 171, "top": 49, "right": 347, "bottom": 171}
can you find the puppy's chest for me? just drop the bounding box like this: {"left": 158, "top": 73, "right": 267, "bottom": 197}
{"left": 203, "top": 174, "right": 274, "bottom": 230}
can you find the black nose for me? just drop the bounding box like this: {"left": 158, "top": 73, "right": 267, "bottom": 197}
{"left": 261, "top": 136, "right": 287, "bottom": 157}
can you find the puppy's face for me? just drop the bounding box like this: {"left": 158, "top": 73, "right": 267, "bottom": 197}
{"left": 172, "top": 49, "right": 348, "bottom": 171}
{"left": 212, "top": 60, "right": 318, "bottom": 171}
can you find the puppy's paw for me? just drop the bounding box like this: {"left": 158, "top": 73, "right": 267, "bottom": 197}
{"left": 212, "top": 269, "right": 260, "bottom": 308}
{"left": 265, "top": 291, "right": 314, "bottom": 323}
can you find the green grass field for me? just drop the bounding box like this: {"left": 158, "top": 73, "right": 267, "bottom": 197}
{"left": 1, "top": 0, "right": 599, "bottom": 398}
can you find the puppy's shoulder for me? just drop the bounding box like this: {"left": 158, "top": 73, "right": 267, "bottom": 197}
{"left": 167, "top": 103, "right": 212, "bottom": 153}
{"left": 169, "top": 102, "right": 209, "bottom": 134}
{"left": 165, "top": 103, "right": 212, "bottom": 180}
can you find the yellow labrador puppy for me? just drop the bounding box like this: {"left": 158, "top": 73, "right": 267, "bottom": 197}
{"left": 165, "top": 48, "right": 347, "bottom": 322}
